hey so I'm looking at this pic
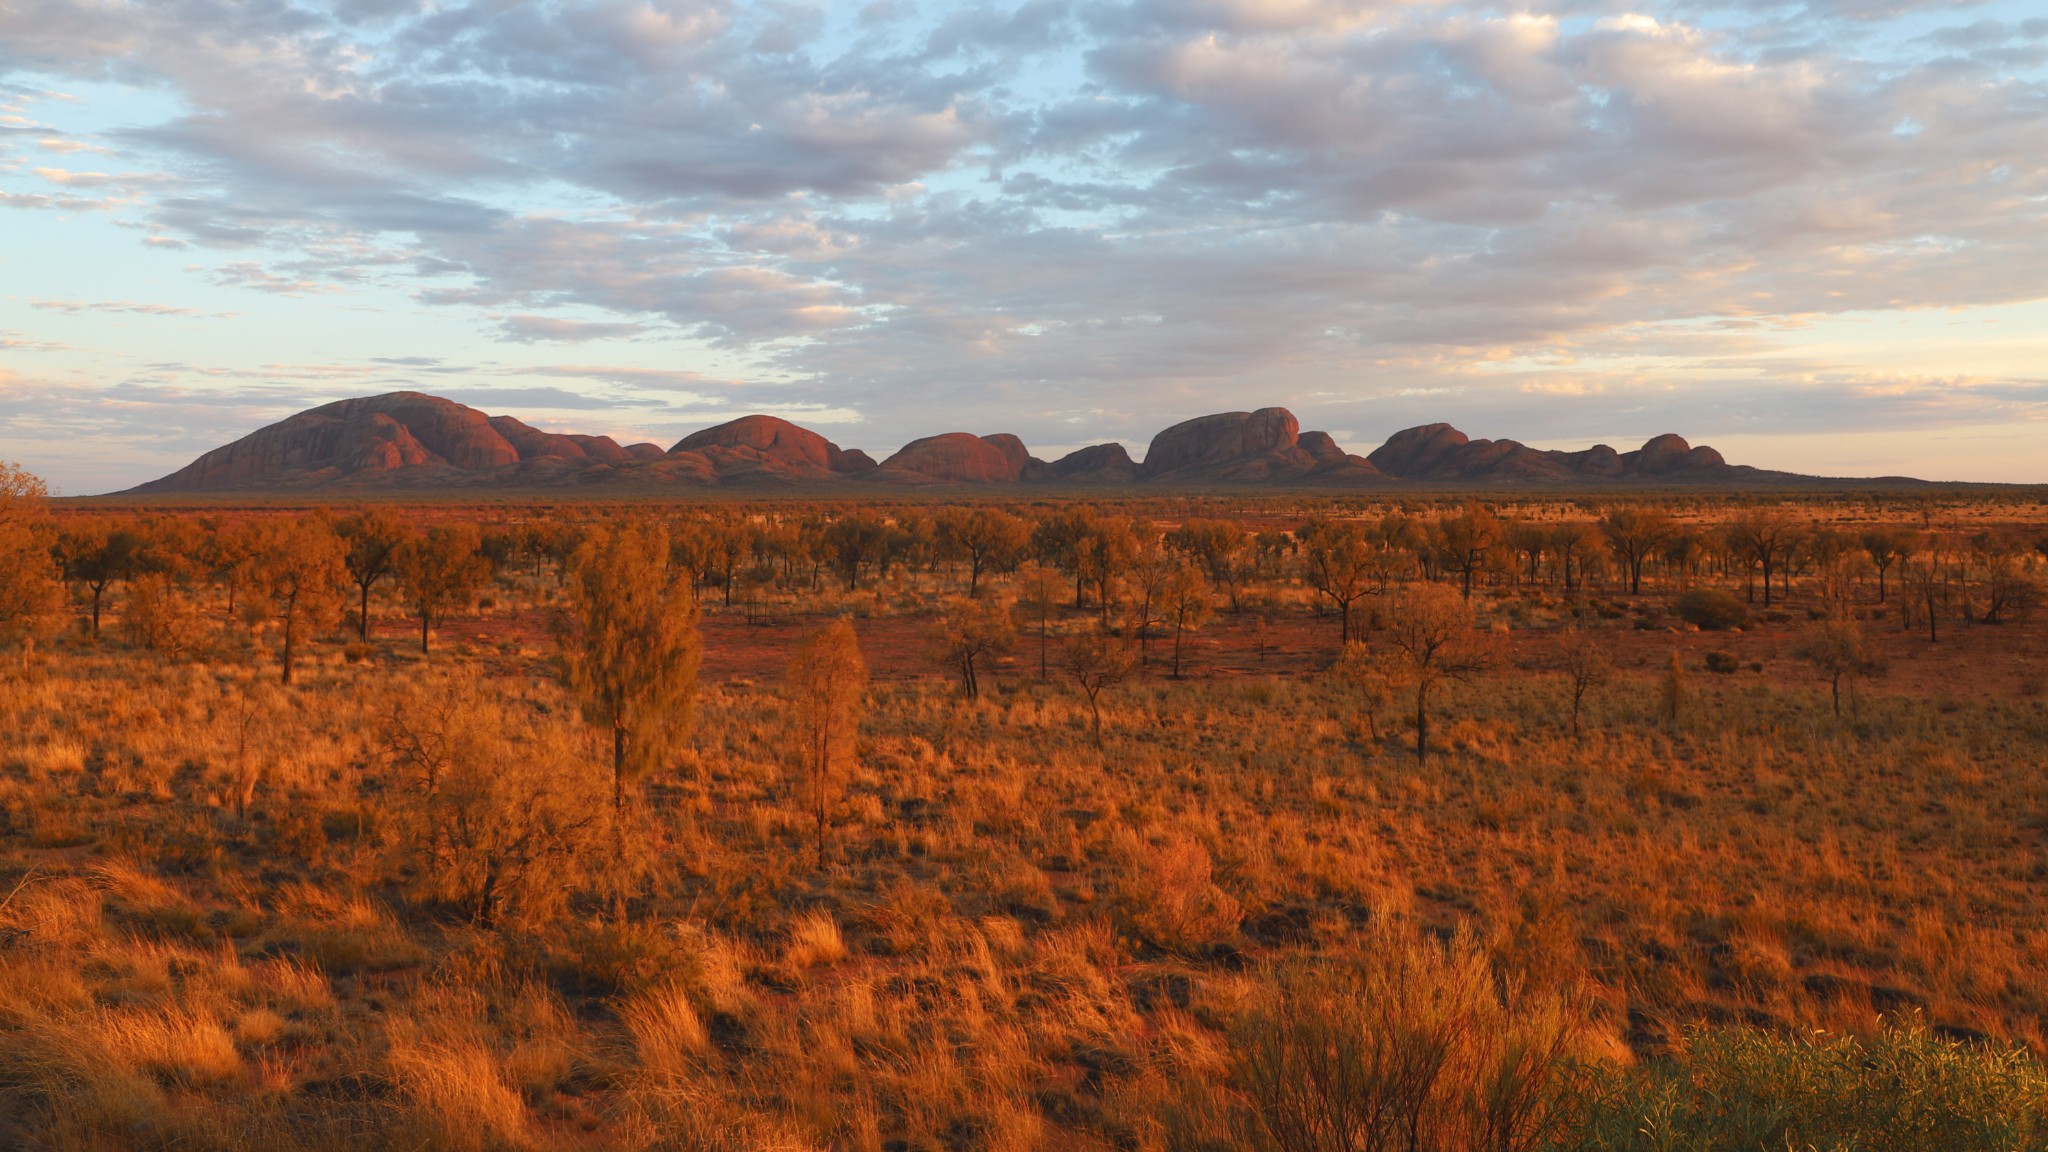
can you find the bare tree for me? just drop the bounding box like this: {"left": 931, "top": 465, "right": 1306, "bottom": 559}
{"left": 1553, "top": 627, "right": 1612, "bottom": 742}
{"left": 930, "top": 594, "right": 1015, "bottom": 698}
{"left": 1123, "top": 533, "right": 1176, "bottom": 665}
{"left": 1061, "top": 630, "right": 1134, "bottom": 746}
{"left": 1902, "top": 537, "right": 1956, "bottom": 643}
{"left": 1161, "top": 563, "right": 1214, "bottom": 679}
{"left": 1167, "top": 518, "right": 1251, "bottom": 611}
{"left": 1548, "top": 522, "right": 1605, "bottom": 593}
{"left": 1972, "top": 536, "right": 2039, "bottom": 624}
{"left": 1724, "top": 510, "right": 1803, "bottom": 607}
{"left": 1794, "top": 618, "right": 1885, "bottom": 716}
{"left": 1600, "top": 507, "right": 1674, "bottom": 597}
{"left": 337, "top": 509, "right": 414, "bottom": 642}
{"left": 1860, "top": 528, "right": 1914, "bottom": 604}
{"left": 1381, "top": 582, "right": 1494, "bottom": 761}
{"left": 1014, "top": 563, "right": 1065, "bottom": 679}
{"left": 785, "top": 618, "right": 867, "bottom": 863}
{"left": 695, "top": 514, "right": 750, "bottom": 606}
{"left": 1436, "top": 502, "right": 1504, "bottom": 598}
{"left": 1075, "top": 515, "right": 1140, "bottom": 623}
{"left": 398, "top": 523, "right": 492, "bottom": 655}
{"left": 1298, "top": 519, "right": 1377, "bottom": 643}
{"left": 936, "top": 507, "right": 1031, "bottom": 595}
{"left": 1031, "top": 506, "right": 1097, "bottom": 608}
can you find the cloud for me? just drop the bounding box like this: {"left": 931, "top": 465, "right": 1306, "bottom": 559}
{"left": 206, "top": 262, "right": 341, "bottom": 296}
{"left": 494, "top": 314, "right": 650, "bottom": 343}
{"left": 0, "top": 0, "right": 2045, "bottom": 485}
{"left": 35, "top": 136, "right": 110, "bottom": 154}
{"left": 28, "top": 298, "right": 235, "bottom": 318}
{"left": 432, "top": 386, "right": 632, "bottom": 411}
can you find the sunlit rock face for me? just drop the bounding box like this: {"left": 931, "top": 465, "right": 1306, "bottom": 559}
{"left": 130, "top": 392, "right": 1800, "bottom": 494}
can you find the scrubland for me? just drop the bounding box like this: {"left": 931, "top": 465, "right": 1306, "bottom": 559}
{"left": 3, "top": 483, "right": 2048, "bottom": 1150}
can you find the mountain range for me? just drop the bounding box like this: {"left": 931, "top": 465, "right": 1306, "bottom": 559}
{"left": 126, "top": 391, "right": 1860, "bottom": 494}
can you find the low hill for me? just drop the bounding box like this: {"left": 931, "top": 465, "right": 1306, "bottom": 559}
{"left": 127, "top": 390, "right": 1864, "bottom": 494}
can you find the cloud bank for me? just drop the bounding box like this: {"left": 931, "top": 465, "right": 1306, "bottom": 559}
{"left": 1, "top": 0, "right": 2045, "bottom": 489}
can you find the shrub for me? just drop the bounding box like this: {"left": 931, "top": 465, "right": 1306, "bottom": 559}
{"left": 1218, "top": 928, "right": 1587, "bottom": 1152}
{"left": 1674, "top": 589, "right": 1751, "bottom": 631}
{"left": 1564, "top": 1024, "right": 2048, "bottom": 1152}
{"left": 1704, "top": 651, "right": 1740, "bottom": 674}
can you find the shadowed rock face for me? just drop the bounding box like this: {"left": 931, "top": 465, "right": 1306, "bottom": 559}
{"left": 488, "top": 416, "right": 639, "bottom": 464}
{"left": 127, "top": 390, "right": 1822, "bottom": 494}
{"left": 1367, "top": 423, "right": 1471, "bottom": 478}
{"left": 1626, "top": 433, "right": 1727, "bottom": 476}
{"left": 1368, "top": 425, "right": 1738, "bottom": 482}
{"left": 1141, "top": 408, "right": 1299, "bottom": 479}
{"left": 1296, "top": 431, "right": 1348, "bottom": 465}
{"left": 1138, "top": 407, "right": 1385, "bottom": 484}
{"left": 1041, "top": 443, "right": 1139, "bottom": 484}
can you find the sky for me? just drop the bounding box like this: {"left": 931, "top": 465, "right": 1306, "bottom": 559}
{"left": 1, "top": 0, "right": 2045, "bottom": 494}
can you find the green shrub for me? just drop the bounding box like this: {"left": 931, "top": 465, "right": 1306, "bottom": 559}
{"left": 1562, "top": 1024, "right": 2048, "bottom": 1152}
{"left": 1674, "top": 589, "right": 1751, "bottom": 631}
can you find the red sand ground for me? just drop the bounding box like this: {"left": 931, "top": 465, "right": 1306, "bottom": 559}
{"left": 386, "top": 587, "right": 2047, "bottom": 707}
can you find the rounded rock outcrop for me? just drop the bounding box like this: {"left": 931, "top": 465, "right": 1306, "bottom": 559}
{"left": 1140, "top": 407, "right": 1303, "bottom": 479}
{"left": 1041, "top": 443, "right": 1139, "bottom": 484}
{"left": 1365, "top": 423, "right": 1471, "bottom": 479}
{"left": 880, "top": 433, "right": 1032, "bottom": 483}
{"left": 671, "top": 415, "right": 837, "bottom": 471}
{"left": 135, "top": 392, "right": 519, "bottom": 491}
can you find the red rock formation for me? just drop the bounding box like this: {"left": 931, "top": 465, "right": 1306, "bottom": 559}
{"left": 879, "top": 433, "right": 1033, "bottom": 483}
{"left": 125, "top": 390, "right": 1811, "bottom": 495}
{"left": 136, "top": 392, "right": 518, "bottom": 491}
{"left": 1039, "top": 443, "right": 1139, "bottom": 484}
{"left": 1296, "top": 431, "right": 1347, "bottom": 465}
{"left": 1367, "top": 425, "right": 1742, "bottom": 483}
{"left": 1366, "top": 423, "right": 1472, "bottom": 478}
{"left": 1623, "top": 434, "right": 1726, "bottom": 475}
{"left": 668, "top": 415, "right": 875, "bottom": 480}
{"left": 489, "top": 416, "right": 589, "bottom": 461}
{"left": 1132, "top": 408, "right": 1383, "bottom": 484}
{"left": 364, "top": 393, "right": 519, "bottom": 470}
{"left": 1141, "top": 407, "right": 1302, "bottom": 479}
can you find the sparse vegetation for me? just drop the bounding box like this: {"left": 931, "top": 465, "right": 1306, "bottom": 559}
{"left": 4, "top": 469, "right": 2048, "bottom": 1149}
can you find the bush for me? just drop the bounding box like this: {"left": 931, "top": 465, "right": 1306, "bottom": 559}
{"left": 1208, "top": 929, "right": 1588, "bottom": 1152}
{"left": 1704, "top": 651, "right": 1740, "bottom": 675}
{"left": 1674, "top": 589, "right": 1751, "bottom": 631}
{"left": 1564, "top": 1024, "right": 2048, "bottom": 1152}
